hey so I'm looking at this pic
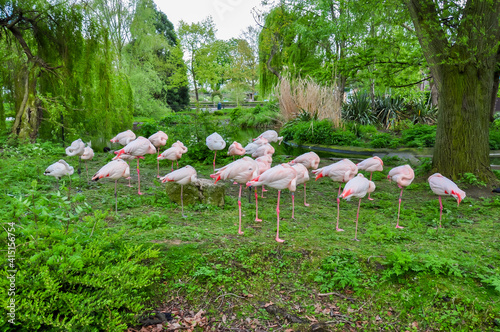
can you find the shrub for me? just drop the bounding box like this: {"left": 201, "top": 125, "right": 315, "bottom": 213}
{"left": 342, "top": 91, "right": 376, "bottom": 125}
{"left": 401, "top": 124, "right": 436, "bottom": 147}
{"left": 314, "top": 251, "right": 364, "bottom": 291}
{"left": 370, "top": 132, "right": 399, "bottom": 148}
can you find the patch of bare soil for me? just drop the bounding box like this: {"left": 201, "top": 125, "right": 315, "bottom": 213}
{"left": 466, "top": 185, "right": 498, "bottom": 199}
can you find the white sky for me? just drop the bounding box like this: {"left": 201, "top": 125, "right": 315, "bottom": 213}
{"left": 155, "top": 0, "right": 264, "bottom": 40}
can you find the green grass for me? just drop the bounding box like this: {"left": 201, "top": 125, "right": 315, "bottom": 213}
{"left": 1, "top": 140, "right": 499, "bottom": 331}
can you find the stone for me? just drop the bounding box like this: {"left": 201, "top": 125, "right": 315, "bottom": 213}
{"left": 164, "top": 179, "right": 225, "bottom": 207}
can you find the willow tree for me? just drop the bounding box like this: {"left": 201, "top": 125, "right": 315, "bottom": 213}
{"left": 405, "top": 0, "right": 500, "bottom": 181}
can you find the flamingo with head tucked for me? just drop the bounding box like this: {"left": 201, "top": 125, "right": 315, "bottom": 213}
{"left": 110, "top": 130, "right": 136, "bottom": 146}
{"left": 44, "top": 159, "right": 74, "bottom": 195}
{"left": 211, "top": 157, "right": 259, "bottom": 234}
{"left": 339, "top": 174, "right": 376, "bottom": 241}
{"left": 387, "top": 164, "right": 415, "bottom": 229}
{"left": 247, "top": 164, "right": 297, "bottom": 242}
{"left": 206, "top": 132, "right": 226, "bottom": 172}
{"left": 428, "top": 173, "right": 466, "bottom": 228}
{"left": 289, "top": 152, "right": 320, "bottom": 206}
{"left": 356, "top": 156, "right": 383, "bottom": 200}
{"left": 92, "top": 159, "right": 130, "bottom": 213}
{"left": 114, "top": 137, "right": 156, "bottom": 195}
{"left": 312, "top": 159, "right": 358, "bottom": 231}
{"left": 255, "top": 130, "right": 283, "bottom": 145}
{"left": 161, "top": 166, "right": 198, "bottom": 217}
{"left": 149, "top": 131, "right": 168, "bottom": 178}
{"left": 65, "top": 139, "right": 85, "bottom": 180}
{"left": 81, "top": 143, "right": 94, "bottom": 182}
{"left": 228, "top": 141, "right": 246, "bottom": 160}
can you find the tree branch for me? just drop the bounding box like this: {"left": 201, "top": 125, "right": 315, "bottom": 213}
{"left": 390, "top": 76, "right": 432, "bottom": 88}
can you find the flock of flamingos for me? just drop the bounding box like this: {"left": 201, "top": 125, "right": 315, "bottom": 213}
{"left": 43, "top": 129, "right": 466, "bottom": 242}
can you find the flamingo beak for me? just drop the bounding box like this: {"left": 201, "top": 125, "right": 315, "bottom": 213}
{"left": 315, "top": 173, "right": 323, "bottom": 181}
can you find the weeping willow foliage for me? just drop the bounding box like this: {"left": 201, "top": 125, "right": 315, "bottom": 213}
{"left": 1, "top": 1, "right": 133, "bottom": 142}
{"left": 258, "top": 6, "right": 326, "bottom": 96}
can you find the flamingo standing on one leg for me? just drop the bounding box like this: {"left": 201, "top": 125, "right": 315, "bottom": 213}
{"left": 110, "top": 130, "right": 136, "bottom": 184}
{"left": 387, "top": 164, "right": 415, "bottom": 229}
{"left": 92, "top": 159, "right": 130, "bottom": 213}
{"left": 206, "top": 132, "right": 226, "bottom": 172}
{"left": 289, "top": 151, "right": 320, "bottom": 206}
{"left": 114, "top": 137, "right": 156, "bottom": 195}
{"left": 227, "top": 141, "right": 246, "bottom": 161}
{"left": 158, "top": 146, "right": 184, "bottom": 172}
{"left": 65, "top": 139, "right": 85, "bottom": 183}
{"left": 44, "top": 160, "right": 74, "bottom": 197}
{"left": 171, "top": 141, "right": 188, "bottom": 169}
{"left": 211, "top": 157, "right": 259, "bottom": 234}
{"left": 428, "top": 173, "right": 466, "bottom": 228}
{"left": 339, "top": 174, "right": 376, "bottom": 241}
{"left": 81, "top": 143, "right": 94, "bottom": 182}
{"left": 312, "top": 159, "right": 358, "bottom": 232}
{"left": 118, "top": 154, "right": 136, "bottom": 187}
{"left": 247, "top": 164, "right": 297, "bottom": 243}
{"left": 290, "top": 163, "right": 309, "bottom": 218}
{"left": 160, "top": 165, "right": 198, "bottom": 217}
{"left": 148, "top": 131, "right": 168, "bottom": 178}
{"left": 356, "top": 156, "right": 383, "bottom": 200}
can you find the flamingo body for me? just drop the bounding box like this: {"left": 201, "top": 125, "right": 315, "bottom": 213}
{"left": 256, "top": 130, "right": 283, "bottom": 144}
{"left": 211, "top": 157, "right": 259, "bottom": 185}
{"left": 290, "top": 152, "right": 320, "bottom": 170}
{"left": 65, "top": 139, "right": 85, "bottom": 157}
{"left": 206, "top": 132, "right": 226, "bottom": 151}
{"left": 357, "top": 156, "right": 383, "bottom": 173}
{"left": 110, "top": 130, "right": 136, "bottom": 146}
{"left": 148, "top": 131, "right": 168, "bottom": 148}
{"left": 92, "top": 159, "right": 130, "bottom": 213}
{"left": 81, "top": 146, "right": 94, "bottom": 160}
{"left": 161, "top": 165, "right": 198, "bottom": 217}
{"left": 244, "top": 137, "right": 268, "bottom": 155}
{"left": 388, "top": 164, "right": 415, "bottom": 187}
{"left": 428, "top": 173, "right": 466, "bottom": 203}
{"left": 252, "top": 144, "right": 275, "bottom": 158}
{"left": 44, "top": 160, "right": 74, "bottom": 179}
{"left": 228, "top": 141, "right": 246, "bottom": 157}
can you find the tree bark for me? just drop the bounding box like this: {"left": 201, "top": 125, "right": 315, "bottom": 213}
{"left": 11, "top": 65, "right": 42, "bottom": 142}
{"left": 433, "top": 65, "right": 492, "bottom": 181}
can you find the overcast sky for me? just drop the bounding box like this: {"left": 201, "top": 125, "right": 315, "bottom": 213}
{"left": 155, "top": 0, "right": 264, "bottom": 40}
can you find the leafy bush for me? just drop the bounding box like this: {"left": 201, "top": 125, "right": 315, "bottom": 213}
{"left": 314, "top": 251, "right": 364, "bottom": 291}
{"left": 230, "top": 102, "right": 281, "bottom": 128}
{"left": 370, "top": 132, "right": 399, "bottom": 148}
{"left": 281, "top": 119, "right": 358, "bottom": 146}
{"left": 0, "top": 190, "right": 161, "bottom": 331}
{"left": 489, "top": 129, "right": 500, "bottom": 150}
{"left": 401, "top": 124, "right": 436, "bottom": 147}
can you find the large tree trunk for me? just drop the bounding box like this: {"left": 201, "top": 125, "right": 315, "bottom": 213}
{"left": 433, "top": 65, "right": 493, "bottom": 180}
{"left": 11, "top": 65, "right": 41, "bottom": 142}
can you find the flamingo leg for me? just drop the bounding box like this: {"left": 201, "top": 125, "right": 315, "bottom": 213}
{"left": 156, "top": 148, "right": 160, "bottom": 178}
{"left": 292, "top": 192, "right": 295, "bottom": 220}
{"left": 181, "top": 184, "right": 186, "bottom": 218}
{"left": 85, "top": 161, "right": 89, "bottom": 183}
{"left": 126, "top": 161, "right": 133, "bottom": 187}
{"left": 115, "top": 179, "right": 118, "bottom": 213}
{"left": 176, "top": 160, "right": 179, "bottom": 169}
{"left": 304, "top": 183, "right": 309, "bottom": 206}
{"left": 255, "top": 188, "right": 262, "bottom": 222}
{"left": 213, "top": 151, "right": 217, "bottom": 172}
{"left": 171, "top": 161, "right": 174, "bottom": 172}
{"left": 78, "top": 156, "right": 82, "bottom": 182}
{"left": 353, "top": 198, "right": 361, "bottom": 241}
{"left": 439, "top": 196, "right": 443, "bottom": 228}
{"left": 396, "top": 188, "right": 404, "bottom": 229}
{"left": 276, "top": 190, "right": 284, "bottom": 242}
{"left": 336, "top": 183, "right": 344, "bottom": 231}
{"left": 368, "top": 172, "right": 374, "bottom": 200}
{"left": 238, "top": 185, "right": 243, "bottom": 234}
{"left": 261, "top": 185, "right": 267, "bottom": 198}
{"left": 137, "top": 158, "right": 143, "bottom": 195}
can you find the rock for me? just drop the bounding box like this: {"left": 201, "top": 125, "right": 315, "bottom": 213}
{"left": 165, "top": 179, "right": 225, "bottom": 207}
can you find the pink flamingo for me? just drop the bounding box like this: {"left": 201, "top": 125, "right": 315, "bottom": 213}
{"left": 114, "top": 137, "right": 156, "bottom": 195}
{"left": 117, "top": 153, "right": 136, "bottom": 187}
{"left": 255, "top": 130, "right": 283, "bottom": 145}
{"left": 387, "top": 165, "right": 415, "bottom": 229}
{"left": 312, "top": 159, "right": 358, "bottom": 231}
{"left": 81, "top": 143, "right": 94, "bottom": 182}
{"left": 247, "top": 164, "right": 297, "bottom": 242}
{"left": 158, "top": 146, "right": 183, "bottom": 172}
{"left": 428, "top": 173, "right": 466, "bottom": 228}
{"left": 44, "top": 160, "right": 74, "bottom": 195}
{"left": 160, "top": 165, "right": 198, "bottom": 217}
{"left": 252, "top": 144, "right": 275, "bottom": 159}
{"left": 206, "top": 132, "right": 226, "bottom": 172}
{"left": 290, "top": 163, "right": 309, "bottom": 217}
{"left": 227, "top": 141, "right": 246, "bottom": 160}
{"left": 289, "top": 152, "right": 320, "bottom": 206}
{"left": 110, "top": 130, "right": 136, "bottom": 146}
{"left": 244, "top": 137, "right": 268, "bottom": 155}
{"left": 65, "top": 138, "right": 85, "bottom": 180}
{"left": 211, "top": 157, "right": 259, "bottom": 234}
{"left": 149, "top": 131, "right": 168, "bottom": 178}
{"left": 339, "top": 174, "right": 376, "bottom": 241}
{"left": 356, "top": 156, "right": 383, "bottom": 200}
{"left": 92, "top": 159, "right": 130, "bottom": 213}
